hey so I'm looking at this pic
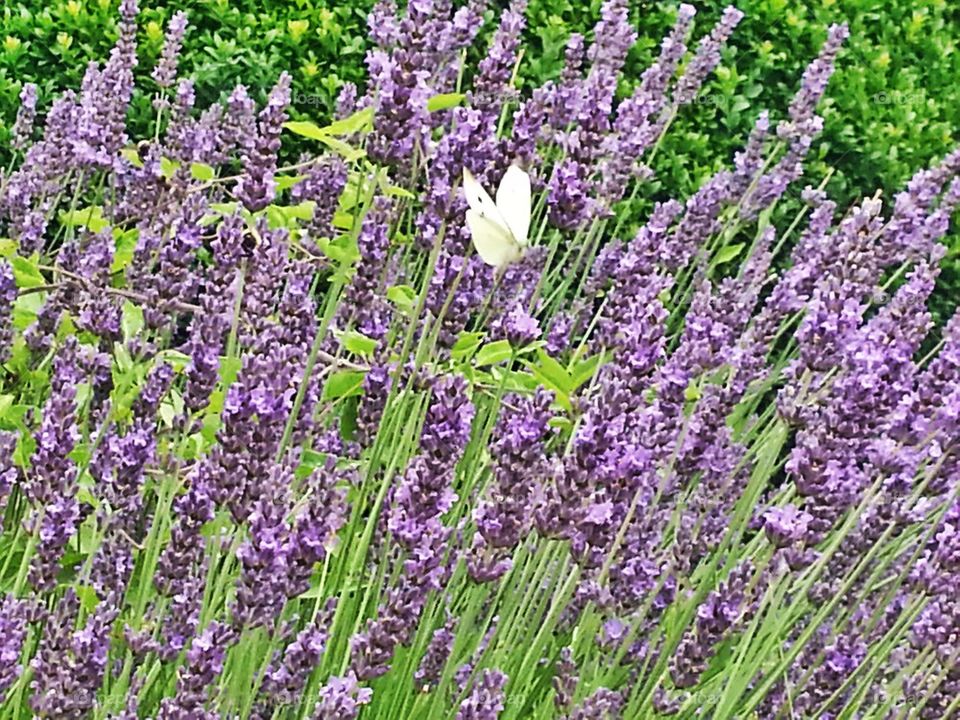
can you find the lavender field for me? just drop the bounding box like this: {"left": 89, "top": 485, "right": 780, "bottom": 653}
{"left": 0, "top": 0, "right": 958, "bottom": 718}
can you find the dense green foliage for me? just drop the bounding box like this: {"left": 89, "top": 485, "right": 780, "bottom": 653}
{"left": 3, "top": 0, "right": 958, "bottom": 198}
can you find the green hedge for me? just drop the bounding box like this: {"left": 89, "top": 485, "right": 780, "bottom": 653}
{"left": 3, "top": 0, "right": 958, "bottom": 198}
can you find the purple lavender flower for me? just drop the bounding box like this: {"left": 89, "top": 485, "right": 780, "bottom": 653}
{"left": 0, "top": 432, "right": 18, "bottom": 534}
{"left": 563, "top": 687, "right": 623, "bottom": 720}
{"left": 232, "top": 473, "right": 293, "bottom": 629}
{"left": 336, "top": 82, "right": 359, "bottom": 118}
{"left": 0, "top": 260, "right": 16, "bottom": 363}
{"left": 221, "top": 84, "right": 258, "bottom": 157}
{"left": 597, "top": 6, "right": 695, "bottom": 203}
{"left": 553, "top": 647, "right": 578, "bottom": 712}
{"left": 471, "top": 0, "right": 527, "bottom": 118}
{"left": 312, "top": 672, "right": 373, "bottom": 719}
{"left": 337, "top": 198, "right": 394, "bottom": 342}
{"left": 24, "top": 340, "right": 86, "bottom": 592}
{"left": 12, "top": 82, "right": 39, "bottom": 152}
{"left": 470, "top": 391, "right": 551, "bottom": 581}
{"left": 389, "top": 375, "right": 475, "bottom": 548}
{"left": 781, "top": 23, "right": 849, "bottom": 138}
{"left": 500, "top": 302, "right": 541, "bottom": 347}
{"left": 673, "top": 7, "right": 744, "bottom": 105}
{"left": 456, "top": 668, "right": 508, "bottom": 720}
{"left": 182, "top": 213, "right": 243, "bottom": 411}
{"left": 670, "top": 562, "right": 753, "bottom": 688}
{"left": 415, "top": 616, "right": 458, "bottom": 690}
{"left": 75, "top": 231, "right": 122, "bottom": 341}
{"left": 351, "top": 521, "right": 451, "bottom": 679}
{"left": 73, "top": 0, "right": 139, "bottom": 166}
{"left": 763, "top": 505, "right": 814, "bottom": 548}
{"left": 793, "top": 636, "right": 868, "bottom": 716}
{"left": 291, "top": 156, "right": 348, "bottom": 242}
{"left": 154, "top": 471, "right": 215, "bottom": 600}
{"left": 30, "top": 591, "right": 117, "bottom": 718}
{"left": 355, "top": 364, "right": 393, "bottom": 448}
{"left": 152, "top": 11, "right": 189, "bottom": 90}
{"left": 235, "top": 73, "right": 292, "bottom": 212}
{"left": 259, "top": 603, "right": 335, "bottom": 708}
{"left": 368, "top": 0, "right": 401, "bottom": 49}
{"left": 157, "top": 622, "right": 236, "bottom": 720}
{"left": 287, "top": 460, "right": 349, "bottom": 597}
{"left": 0, "top": 595, "right": 29, "bottom": 703}
{"left": 365, "top": 48, "right": 431, "bottom": 169}
{"left": 548, "top": 159, "right": 595, "bottom": 230}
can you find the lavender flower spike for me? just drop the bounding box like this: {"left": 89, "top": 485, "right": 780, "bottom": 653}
{"left": 152, "top": 11, "right": 189, "bottom": 89}
{"left": 457, "top": 669, "right": 509, "bottom": 720}
{"left": 313, "top": 672, "right": 373, "bottom": 720}
{"left": 12, "top": 82, "right": 39, "bottom": 151}
{"left": 0, "top": 261, "right": 16, "bottom": 363}
{"left": 673, "top": 6, "right": 744, "bottom": 106}
{"left": 0, "top": 595, "right": 29, "bottom": 703}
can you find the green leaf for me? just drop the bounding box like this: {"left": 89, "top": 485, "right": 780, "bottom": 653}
{"left": 323, "top": 106, "right": 374, "bottom": 135}
{"left": 684, "top": 381, "right": 701, "bottom": 402}
{"left": 160, "top": 156, "right": 180, "bottom": 180}
{"left": 114, "top": 344, "right": 133, "bottom": 374}
{"left": 120, "top": 301, "right": 144, "bottom": 341}
{"left": 265, "top": 201, "right": 316, "bottom": 229}
{"left": 0, "top": 395, "right": 13, "bottom": 421}
{"left": 534, "top": 349, "right": 573, "bottom": 394}
{"left": 275, "top": 174, "right": 307, "bottom": 192}
{"left": 75, "top": 584, "right": 100, "bottom": 612}
{"left": 332, "top": 211, "right": 355, "bottom": 231}
{"left": 715, "top": 242, "right": 745, "bottom": 265}
{"left": 200, "top": 411, "right": 221, "bottom": 442}
{"left": 377, "top": 172, "right": 415, "bottom": 199}
{"left": 316, "top": 135, "right": 366, "bottom": 162}
{"left": 11, "top": 256, "right": 45, "bottom": 288}
{"left": 68, "top": 441, "right": 91, "bottom": 466}
{"left": 120, "top": 146, "right": 143, "bottom": 168}
{"left": 190, "top": 162, "right": 216, "bottom": 181}
{"left": 15, "top": 430, "right": 36, "bottom": 468}
{"left": 0, "top": 238, "right": 19, "bottom": 257}
{"left": 59, "top": 205, "right": 110, "bottom": 233}
{"left": 12, "top": 292, "right": 44, "bottom": 330}
{"left": 451, "top": 331, "right": 484, "bottom": 360}
{"left": 265, "top": 206, "right": 285, "bottom": 230}
{"left": 570, "top": 351, "right": 609, "bottom": 391}
{"left": 475, "top": 339, "right": 513, "bottom": 366}
{"left": 284, "top": 122, "right": 367, "bottom": 160}
{"left": 340, "top": 330, "right": 379, "bottom": 358}
{"left": 323, "top": 370, "right": 367, "bottom": 400}
{"left": 317, "top": 234, "right": 360, "bottom": 267}
{"left": 548, "top": 416, "right": 573, "bottom": 432}
{"left": 112, "top": 228, "right": 139, "bottom": 273}
{"left": 219, "top": 356, "right": 243, "bottom": 387}
{"left": 156, "top": 349, "right": 192, "bottom": 373}
{"left": 210, "top": 202, "right": 240, "bottom": 216}
{"left": 159, "top": 400, "right": 176, "bottom": 428}
{"left": 285, "top": 201, "right": 317, "bottom": 221}
{"left": 386, "top": 284, "right": 416, "bottom": 315}
{"left": 427, "top": 92, "right": 465, "bottom": 112}
{"left": 284, "top": 120, "right": 327, "bottom": 140}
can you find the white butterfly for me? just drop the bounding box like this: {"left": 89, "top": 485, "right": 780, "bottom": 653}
{"left": 462, "top": 164, "right": 531, "bottom": 269}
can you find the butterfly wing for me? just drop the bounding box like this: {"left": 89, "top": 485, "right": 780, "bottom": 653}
{"left": 495, "top": 164, "right": 531, "bottom": 246}
{"left": 466, "top": 208, "right": 523, "bottom": 268}
{"left": 463, "top": 168, "right": 506, "bottom": 224}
